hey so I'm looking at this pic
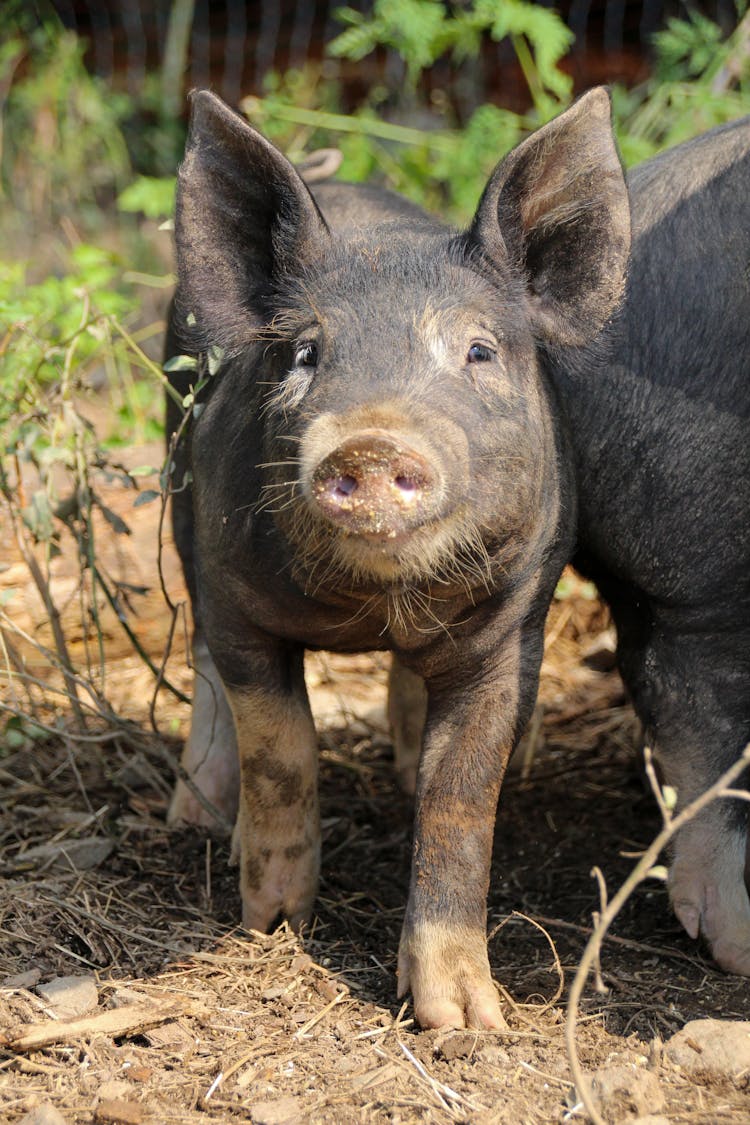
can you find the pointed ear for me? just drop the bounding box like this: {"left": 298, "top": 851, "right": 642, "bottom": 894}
{"left": 467, "top": 88, "right": 630, "bottom": 348}
{"left": 174, "top": 90, "right": 330, "bottom": 354}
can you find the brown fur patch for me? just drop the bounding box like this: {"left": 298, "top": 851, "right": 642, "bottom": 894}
{"left": 243, "top": 855, "right": 263, "bottom": 892}
{"left": 242, "top": 744, "right": 303, "bottom": 807}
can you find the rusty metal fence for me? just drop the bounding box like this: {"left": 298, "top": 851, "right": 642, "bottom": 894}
{"left": 20, "top": 0, "right": 742, "bottom": 113}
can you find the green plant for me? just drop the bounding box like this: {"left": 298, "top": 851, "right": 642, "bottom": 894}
{"left": 613, "top": 5, "right": 750, "bottom": 164}
{"left": 118, "top": 176, "right": 177, "bottom": 222}
{"left": 0, "top": 243, "right": 183, "bottom": 733}
{"left": 245, "top": 1, "right": 750, "bottom": 225}
{"left": 330, "top": 0, "right": 573, "bottom": 113}
{"left": 242, "top": 0, "right": 575, "bottom": 225}
{"left": 0, "top": 19, "right": 132, "bottom": 228}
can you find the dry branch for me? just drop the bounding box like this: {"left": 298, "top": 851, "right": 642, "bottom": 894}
{"left": 565, "top": 743, "right": 750, "bottom": 1125}
{"left": 1, "top": 997, "right": 207, "bottom": 1053}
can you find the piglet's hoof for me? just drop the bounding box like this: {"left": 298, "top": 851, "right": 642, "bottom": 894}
{"left": 397, "top": 920, "right": 507, "bottom": 1030}
{"left": 239, "top": 845, "right": 320, "bottom": 935}
{"left": 167, "top": 780, "right": 234, "bottom": 832}
{"left": 671, "top": 866, "right": 750, "bottom": 976}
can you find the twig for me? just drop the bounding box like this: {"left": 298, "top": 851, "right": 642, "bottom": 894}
{"left": 489, "top": 911, "right": 564, "bottom": 1012}
{"left": 294, "top": 988, "right": 348, "bottom": 1039}
{"left": 2, "top": 998, "right": 207, "bottom": 1052}
{"left": 712, "top": 11, "right": 750, "bottom": 93}
{"left": 3, "top": 483, "right": 87, "bottom": 729}
{"left": 565, "top": 744, "right": 750, "bottom": 1125}
{"left": 525, "top": 912, "right": 705, "bottom": 967}
{"left": 92, "top": 562, "right": 189, "bottom": 703}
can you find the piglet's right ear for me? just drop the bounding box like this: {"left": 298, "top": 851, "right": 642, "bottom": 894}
{"left": 466, "top": 88, "right": 630, "bottom": 349}
{"left": 175, "top": 90, "right": 331, "bottom": 354}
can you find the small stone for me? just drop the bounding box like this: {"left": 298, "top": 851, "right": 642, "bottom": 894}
{"left": 93, "top": 1098, "right": 143, "bottom": 1125}
{"left": 19, "top": 837, "right": 114, "bottom": 871}
{"left": 126, "top": 1067, "right": 152, "bottom": 1083}
{"left": 248, "top": 1096, "right": 304, "bottom": 1125}
{"left": 290, "top": 953, "right": 314, "bottom": 974}
{"left": 261, "top": 986, "right": 285, "bottom": 1001}
{"left": 2, "top": 968, "right": 42, "bottom": 990}
{"left": 588, "top": 1064, "right": 666, "bottom": 1124}
{"left": 37, "top": 975, "right": 98, "bottom": 1019}
{"left": 18, "top": 1106, "right": 69, "bottom": 1125}
{"left": 665, "top": 1018, "right": 750, "bottom": 1081}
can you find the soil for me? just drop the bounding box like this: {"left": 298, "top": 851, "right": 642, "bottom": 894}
{"left": 1, "top": 446, "right": 749, "bottom": 1124}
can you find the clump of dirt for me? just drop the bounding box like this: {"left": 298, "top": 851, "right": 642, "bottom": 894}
{"left": 1, "top": 457, "right": 749, "bottom": 1123}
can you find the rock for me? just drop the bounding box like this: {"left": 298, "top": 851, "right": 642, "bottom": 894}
{"left": 588, "top": 1064, "right": 666, "bottom": 1124}
{"left": 2, "top": 968, "right": 42, "bottom": 990}
{"left": 290, "top": 953, "right": 314, "bottom": 975}
{"left": 249, "top": 1096, "right": 305, "bottom": 1124}
{"left": 93, "top": 1099, "right": 143, "bottom": 1125}
{"left": 37, "top": 975, "right": 98, "bottom": 1019}
{"left": 665, "top": 1018, "right": 750, "bottom": 1081}
{"left": 125, "top": 1066, "right": 152, "bottom": 1083}
{"left": 18, "top": 1107, "right": 69, "bottom": 1125}
{"left": 17, "top": 837, "right": 114, "bottom": 872}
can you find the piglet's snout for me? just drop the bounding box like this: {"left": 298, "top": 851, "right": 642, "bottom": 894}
{"left": 310, "top": 431, "right": 440, "bottom": 539}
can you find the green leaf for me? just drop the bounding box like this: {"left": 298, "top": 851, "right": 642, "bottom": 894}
{"left": 207, "top": 345, "right": 224, "bottom": 375}
{"left": 117, "top": 175, "right": 176, "bottom": 220}
{"left": 164, "top": 354, "right": 198, "bottom": 372}
{"left": 133, "top": 489, "right": 161, "bottom": 508}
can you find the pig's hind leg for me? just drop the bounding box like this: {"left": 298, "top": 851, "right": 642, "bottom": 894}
{"left": 223, "top": 643, "right": 321, "bottom": 933}
{"left": 166, "top": 350, "right": 240, "bottom": 830}
{"left": 619, "top": 621, "right": 750, "bottom": 975}
{"left": 168, "top": 637, "right": 240, "bottom": 830}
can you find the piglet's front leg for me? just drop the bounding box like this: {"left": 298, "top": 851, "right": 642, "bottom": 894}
{"left": 223, "top": 646, "right": 320, "bottom": 933}
{"left": 398, "top": 638, "right": 533, "bottom": 1030}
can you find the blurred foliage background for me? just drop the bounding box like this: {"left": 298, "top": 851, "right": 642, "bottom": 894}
{"left": 1, "top": 0, "right": 749, "bottom": 734}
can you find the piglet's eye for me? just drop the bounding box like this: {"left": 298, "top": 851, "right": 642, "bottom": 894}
{"left": 467, "top": 343, "right": 496, "bottom": 364}
{"left": 294, "top": 342, "right": 318, "bottom": 367}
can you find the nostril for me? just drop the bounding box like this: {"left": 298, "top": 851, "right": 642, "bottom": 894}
{"left": 394, "top": 475, "right": 420, "bottom": 495}
{"left": 333, "top": 475, "right": 358, "bottom": 498}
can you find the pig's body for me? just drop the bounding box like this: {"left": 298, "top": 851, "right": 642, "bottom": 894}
{"left": 561, "top": 121, "right": 750, "bottom": 972}
{"left": 167, "top": 90, "right": 750, "bottom": 1027}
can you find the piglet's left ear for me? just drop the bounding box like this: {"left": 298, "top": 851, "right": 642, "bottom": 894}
{"left": 467, "top": 88, "right": 630, "bottom": 348}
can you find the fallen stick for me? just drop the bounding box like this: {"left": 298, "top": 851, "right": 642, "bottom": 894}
{"left": 1, "top": 997, "right": 206, "bottom": 1053}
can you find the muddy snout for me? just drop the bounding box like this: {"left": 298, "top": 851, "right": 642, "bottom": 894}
{"left": 310, "top": 431, "right": 442, "bottom": 539}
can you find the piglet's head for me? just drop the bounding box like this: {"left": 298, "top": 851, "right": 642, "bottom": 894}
{"left": 175, "top": 90, "right": 629, "bottom": 593}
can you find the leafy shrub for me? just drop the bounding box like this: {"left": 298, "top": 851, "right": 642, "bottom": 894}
{"left": 613, "top": 5, "right": 750, "bottom": 164}
{"left": 0, "top": 241, "right": 175, "bottom": 732}
{"left": 0, "top": 22, "right": 132, "bottom": 227}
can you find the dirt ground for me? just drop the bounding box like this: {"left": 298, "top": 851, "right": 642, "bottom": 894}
{"left": 1, "top": 448, "right": 749, "bottom": 1124}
